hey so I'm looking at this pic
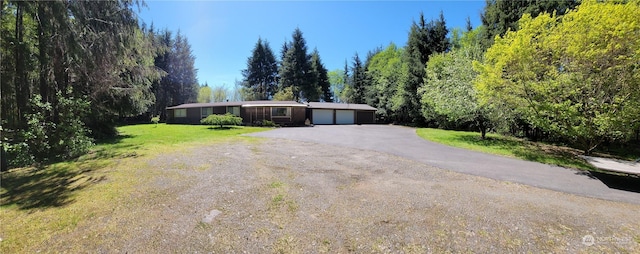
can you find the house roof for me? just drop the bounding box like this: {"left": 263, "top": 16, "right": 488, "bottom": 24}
{"left": 166, "top": 100, "right": 302, "bottom": 109}
{"left": 166, "top": 101, "right": 377, "bottom": 111}
{"left": 242, "top": 103, "right": 307, "bottom": 108}
{"left": 307, "top": 102, "right": 377, "bottom": 111}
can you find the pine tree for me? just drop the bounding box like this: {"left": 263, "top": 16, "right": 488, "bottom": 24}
{"left": 169, "top": 32, "right": 199, "bottom": 104}
{"left": 1, "top": 0, "right": 164, "bottom": 167}
{"left": 348, "top": 53, "right": 367, "bottom": 104}
{"left": 310, "top": 49, "right": 332, "bottom": 102}
{"left": 394, "top": 12, "right": 449, "bottom": 125}
{"left": 149, "top": 29, "right": 198, "bottom": 117}
{"left": 242, "top": 38, "right": 278, "bottom": 100}
{"left": 278, "top": 28, "right": 314, "bottom": 102}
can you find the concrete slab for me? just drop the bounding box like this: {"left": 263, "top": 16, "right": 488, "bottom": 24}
{"left": 581, "top": 156, "right": 640, "bottom": 176}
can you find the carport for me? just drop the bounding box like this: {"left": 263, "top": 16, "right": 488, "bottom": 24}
{"left": 307, "top": 102, "right": 377, "bottom": 125}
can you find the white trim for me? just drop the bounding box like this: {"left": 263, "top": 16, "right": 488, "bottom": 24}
{"left": 242, "top": 104, "right": 307, "bottom": 108}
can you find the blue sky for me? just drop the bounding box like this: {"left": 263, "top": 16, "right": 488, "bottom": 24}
{"left": 137, "top": 1, "right": 486, "bottom": 88}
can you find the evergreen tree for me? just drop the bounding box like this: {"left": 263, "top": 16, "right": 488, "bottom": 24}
{"left": 149, "top": 29, "right": 198, "bottom": 118}
{"left": 1, "top": 0, "right": 164, "bottom": 168}
{"left": 168, "top": 32, "right": 198, "bottom": 104}
{"left": 242, "top": 38, "right": 278, "bottom": 100}
{"left": 310, "top": 49, "right": 332, "bottom": 102}
{"left": 348, "top": 53, "right": 367, "bottom": 104}
{"left": 394, "top": 12, "right": 449, "bottom": 125}
{"left": 480, "top": 0, "right": 578, "bottom": 49}
{"left": 278, "top": 28, "right": 314, "bottom": 102}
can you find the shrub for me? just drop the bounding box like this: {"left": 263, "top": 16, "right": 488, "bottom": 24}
{"left": 262, "top": 120, "right": 277, "bottom": 127}
{"left": 201, "top": 113, "right": 243, "bottom": 128}
{"left": 151, "top": 115, "right": 160, "bottom": 126}
{"left": 4, "top": 92, "right": 94, "bottom": 169}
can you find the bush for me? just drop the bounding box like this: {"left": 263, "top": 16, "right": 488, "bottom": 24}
{"left": 201, "top": 113, "right": 243, "bottom": 128}
{"left": 262, "top": 120, "right": 277, "bottom": 127}
{"left": 3, "top": 92, "right": 94, "bottom": 169}
{"left": 251, "top": 120, "right": 277, "bottom": 127}
{"left": 151, "top": 115, "right": 160, "bottom": 126}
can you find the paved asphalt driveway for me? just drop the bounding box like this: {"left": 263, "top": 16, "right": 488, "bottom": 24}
{"left": 249, "top": 125, "right": 640, "bottom": 204}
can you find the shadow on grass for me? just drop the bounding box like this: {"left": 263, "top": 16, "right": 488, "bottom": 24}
{"left": 0, "top": 133, "right": 137, "bottom": 210}
{"left": 207, "top": 126, "right": 241, "bottom": 130}
{"left": 1, "top": 164, "right": 107, "bottom": 209}
{"left": 450, "top": 133, "right": 593, "bottom": 170}
{"left": 589, "top": 172, "right": 640, "bottom": 193}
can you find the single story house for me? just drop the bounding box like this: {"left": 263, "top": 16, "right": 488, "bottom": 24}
{"left": 165, "top": 100, "right": 377, "bottom": 126}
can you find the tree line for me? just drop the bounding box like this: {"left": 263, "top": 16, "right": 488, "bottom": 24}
{"left": 2, "top": 0, "right": 638, "bottom": 170}
{"left": 333, "top": 0, "right": 639, "bottom": 154}
{"left": 1, "top": 0, "right": 198, "bottom": 169}
{"left": 238, "top": 29, "right": 333, "bottom": 102}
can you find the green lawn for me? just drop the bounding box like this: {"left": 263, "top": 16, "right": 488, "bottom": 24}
{"left": 96, "top": 123, "right": 265, "bottom": 156}
{"left": 0, "top": 124, "right": 266, "bottom": 253}
{"left": 416, "top": 128, "right": 595, "bottom": 171}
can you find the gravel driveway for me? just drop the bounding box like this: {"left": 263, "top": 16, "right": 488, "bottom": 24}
{"left": 249, "top": 125, "right": 640, "bottom": 204}
{"left": 46, "top": 138, "right": 640, "bottom": 253}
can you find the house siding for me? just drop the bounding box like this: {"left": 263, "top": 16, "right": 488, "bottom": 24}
{"left": 356, "top": 110, "right": 375, "bottom": 124}
{"left": 166, "top": 101, "right": 375, "bottom": 126}
{"left": 241, "top": 106, "right": 306, "bottom": 126}
{"left": 212, "top": 106, "right": 226, "bottom": 115}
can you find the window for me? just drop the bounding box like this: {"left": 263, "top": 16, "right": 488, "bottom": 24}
{"left": 175, "top": 109, "right": 186, "bottom": 118}
{"left": 271, "top": 107, "right": 290, "bottom": 117}
{"left": 201, "top": 107, "right": 213, "bottom": 118}
{"left": 227, "top": 106, "right": 240, "bottom": 116}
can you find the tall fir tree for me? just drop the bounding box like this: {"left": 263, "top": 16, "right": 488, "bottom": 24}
{"left": 242, "top": 38, "right": 278, "bottom": 100}
{"left": 310, "top": 49, "right": 333, "bottom": 102}
{"left": 278, "top": 28, "right": 314, "bottom": 102}
{"left": 150, "top": 30, "right": 198, "bottom": 119}
{"left": 1, "top": 0, "right": 164, "bottom": 168}
{"left": 394, "top": 12, "right": 449, "bottom": 125}
{"left": 348, "top": 53, "right": 367, "bottom": 104}
{"left": 169, "top": 32, "right": 198, "bottom": 104}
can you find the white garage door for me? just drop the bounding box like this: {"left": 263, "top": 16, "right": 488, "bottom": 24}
{"left": 312, "top": 109, "right": 334, "bottom": 124}
{"left": 336, "top": 110, "right": 354, "bottom": 124}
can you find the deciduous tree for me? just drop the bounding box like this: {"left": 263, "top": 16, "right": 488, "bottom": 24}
{"left": 475, "top": 0, "right": 640, "bottom": 153}
{"left": 366, "top": 43, "right": 403, "bottom": 122}
{"left": 421, "top": 27, "right": 492, "bottom": 138}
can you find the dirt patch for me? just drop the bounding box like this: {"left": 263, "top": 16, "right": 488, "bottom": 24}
{"left": 35, "top": 139, "right": 640, "bottom": 253}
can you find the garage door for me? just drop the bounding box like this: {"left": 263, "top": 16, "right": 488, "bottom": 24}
{"left": 336, "top": 110, "right": 354, "bottom": 124}
{"left": 356, "top": 111, "right": 375, "bottom": 124}
{"left": 312, "top": 109, "right": 334, "bottom": 124}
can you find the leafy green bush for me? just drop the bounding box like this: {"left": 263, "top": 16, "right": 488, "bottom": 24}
{"left": 262, "top": 120, "right": 277, "bottom": 127}
{"left": 151, "top": 115, "right": 160, "bottom": 126}
{"left": 3, "top": 92, "right": 94, "bottom": 168}
{"left": 251, "top": 120, "right": 277, "bottom": 127}
{"left": 201, "top": 113, "right": 243, "bottom": 128}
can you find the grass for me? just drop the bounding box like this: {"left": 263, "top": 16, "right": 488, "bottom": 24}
{"left": 416, "top": 128, "right": 596, "bottom": 171}
{"left": 0, "top": 124, "right": 266, "bottom": 253}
